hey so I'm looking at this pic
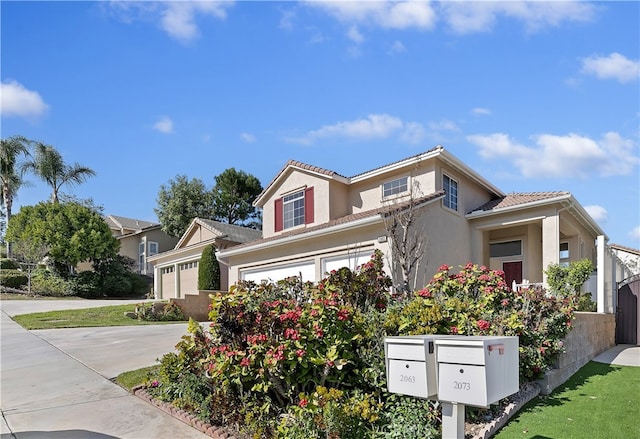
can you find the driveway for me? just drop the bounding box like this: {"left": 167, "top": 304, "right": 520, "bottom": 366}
{"left": 0, "top": 299, "right": 210, "bottom": 439}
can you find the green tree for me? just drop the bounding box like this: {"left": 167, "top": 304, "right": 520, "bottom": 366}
{"left": 198, "top": 244, "right": 220, "bottom": 290}
{"left": 155, "top": 175, "right": 214, "bottom": 238}
{"left": 11, "top": 238, "right": 49, "bottom": 294}
{"left": 24, "top": 142, "right": 95, "bottom": 203}
{"left": 1, "top": 135, "right": 32, "bottom": 225}
{"left": 546, "top": 259, "right": 595, "bottom": 297}
{"left": 212, "top": 168, "right": 263, "bottom": 227}
{"left": 6, "top": 202, "right": 119, "bottom": 275}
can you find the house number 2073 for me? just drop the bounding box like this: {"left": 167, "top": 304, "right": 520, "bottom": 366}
{"left": 454, "top": 381, "right": 471, "bottom": 391}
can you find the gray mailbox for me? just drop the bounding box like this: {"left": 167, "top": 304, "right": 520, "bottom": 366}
{"left": 384, "top": 335, "right": 438, "bottom": 399}
{"left": 435, "top": 336, "right": 519, "bottom": 407}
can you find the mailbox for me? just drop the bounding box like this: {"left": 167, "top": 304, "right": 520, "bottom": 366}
{"left": 435, "top": 336, "right": 519, "bottom": 407}
{"left": 384, "top": 335, "right": 438, "bottom": 399}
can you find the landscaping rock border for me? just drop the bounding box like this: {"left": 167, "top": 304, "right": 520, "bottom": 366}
{"left": 132, "top": 385, "right": 246, "bottom": 439}
{"left": 466, "top": 382, "right": 541, "bottom": 439}
{"left": 133, "top": 382, "right": 541, "bottom": 439}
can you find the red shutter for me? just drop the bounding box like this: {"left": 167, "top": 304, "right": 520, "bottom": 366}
{"left": 274, "top": 198, "right": 283, "bottom": 232}
{"left": 304, "top": 187, "right": 314, "bottom": 224}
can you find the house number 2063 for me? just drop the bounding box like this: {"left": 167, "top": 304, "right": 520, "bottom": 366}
{"left": 400, "top": 374, "right": 416, "bottom": 383}
{"left": 454, "top": 381, "right": 471, "bottom": 391}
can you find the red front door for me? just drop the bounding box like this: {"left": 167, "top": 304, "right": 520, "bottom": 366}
{"left": 503, "top": 261, "right": 523, "bottom": 289}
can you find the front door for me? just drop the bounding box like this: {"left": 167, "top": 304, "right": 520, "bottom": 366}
{"left": 503, "top": 261, "right": 523, "bottom": 289}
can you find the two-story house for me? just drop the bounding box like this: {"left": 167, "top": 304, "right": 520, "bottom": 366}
{"left": 217, "top": 146, "right": 609, "bottom": 307}
{"left": 105, "top": 215, "right": 179, "bottom": 276}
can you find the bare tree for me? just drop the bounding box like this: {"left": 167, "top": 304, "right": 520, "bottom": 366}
{"left": 12, "top": 239, "right": 49, "bottom": 295}
{"left": 382, "top": 181, "right": 439, "bottom": 296}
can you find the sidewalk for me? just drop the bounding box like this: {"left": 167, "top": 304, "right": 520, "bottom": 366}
{"left": 0, "top": 305, "right": 210, "bottom": 439}
{"left": 593, "top": 344, "right": 640, "bottom": 367}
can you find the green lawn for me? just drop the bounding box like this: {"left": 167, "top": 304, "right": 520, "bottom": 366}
{"left": 115, "top": 365, "right": 160, "bottom": 391}
{"left": 12, "top": 304, "right": 187, "bottom": 329}
{"left": 495, "top": 361, "right": 640, "bottom": 439}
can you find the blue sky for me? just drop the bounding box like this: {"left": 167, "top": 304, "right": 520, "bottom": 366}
{"left": 2, "top": 1, "right": 639, "bottom": 249}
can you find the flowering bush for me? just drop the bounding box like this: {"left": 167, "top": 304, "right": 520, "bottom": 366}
{"left": 385, "top": 263, "right": 575, "bottom": 380}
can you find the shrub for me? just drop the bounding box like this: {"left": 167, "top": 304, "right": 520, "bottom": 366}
{"left": 134, "top": 301, "right": 186, "bottom": 321}
{"left": 546, "top": 259, "right": 596, "bottom": 311}
{"left": 385, "top": 263, "right": 575, "bottom": 380}
{"left": 0, "top": 269, "right": 28, "bottom": 289}
{"left": 29, "top": 269, "right": 75, "bottom": 296}
{"left": 198, "top": 244, "right": 220, "bottom": 290}
{"left": 0, "top": 258, "right": 20, "bottom": 269}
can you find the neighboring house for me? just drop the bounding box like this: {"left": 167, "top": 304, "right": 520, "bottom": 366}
{"left": 148, "top": 218, "right": 262, "bottom": 299}
{"left": 218, "top": 146, "right": 615, "bottom": 310}
{"left": 609, "top": 244, "right": 640, "bottom": 278}
{"left": 105, "top": 215, "right": 180, "bottom": 276}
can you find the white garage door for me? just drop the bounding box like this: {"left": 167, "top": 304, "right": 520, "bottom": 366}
{"left": 322, "top": 252, "right": 373, "bottom": 275}
{"left": 241, "top": 261, "right": 316, "bottom": 283}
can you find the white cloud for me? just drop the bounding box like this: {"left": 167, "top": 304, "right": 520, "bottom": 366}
{"left": 305, "top": 1, "right": 437, "bottom": 30}
{"left": 347, "top": 25, "right": 364, "bottom": 44}
{"left": 440, "top": 1, "right": 595, "bottom": 34}
{"left": 581, "top": 52, "right": 640, "bottom": 83}
{"left": 240, "top": 132, "right": 256, "bottom": 143}
{"left": 631, "top": 226, "right": 640, "bottom": 241}
{"left": 0, "top": 79, "right": 49, "bottom": 119}
{"left": 279, "top": 8, "right": 296, "bottom": 31}
{"left": 387, "top": 40, "right": 407, "bottom": 55}
{"left": 472, "top": 107, "right": 492, "bottom": 116}
{"left": 108, "top": 1, "right": 233, "bottom": 43}
{"left": 584, "top": 205, "right": 608, "bottom": 223}
{"left": 153, "top": 116, "right": 174, "bottom": 134}
{"left": 286, "top": 113, "right": 425, "bottom": 145}
{"left": 467, "top": 131, "right": 639, "bottom": 178}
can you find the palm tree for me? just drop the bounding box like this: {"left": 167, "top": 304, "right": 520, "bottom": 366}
{"left": 1, "top": 135, "right": 31, "bottom": 222}
{"left": 25, "top": 143, "right": 96, "bottom": 203}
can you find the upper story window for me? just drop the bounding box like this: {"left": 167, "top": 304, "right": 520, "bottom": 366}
{"left": 443, "top": 174, "right": 458, "bottom": 211}
{"left": 382, "top": 177, "right": 408, "bottom": 198}
{"left": 275, "top": 187, "right": 315, "bottom": 232}
{"left": 148, "top": 241, "right": 158, "bottom": 256}
{"left": 283, "top": 190, "right": 305, "bottom": 229}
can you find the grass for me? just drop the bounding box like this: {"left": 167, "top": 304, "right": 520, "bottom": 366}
{"left": 0, "top": 292, "right": 83, "bottom": 300}
{"left": 115, "top": 365, "right": 160, "bottom": 391}
{"left": 494, "top": 361, "right": 640, "bottom": 439}
{"left": 12, "top": 304, "right": 187, "bottom": 330}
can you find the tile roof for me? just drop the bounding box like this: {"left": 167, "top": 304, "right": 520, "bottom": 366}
{"left": 224, "top": 190, "right": 445, "bottom": 252}
{"left": 470, "top": 192, "right": 571, "bottom": 213}
{"left": 350, "top": 146, "right": 442, "bottom": 179}
{"left": 198, "top": 218, "right": 262, "bottom": 243}
{"left": 106, "top": 215, "right": 159, "bottom": 232}
{"left": 610, "top": 243, "right": 640, "bottom": 256}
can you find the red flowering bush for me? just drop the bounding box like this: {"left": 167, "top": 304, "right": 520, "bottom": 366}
{"left": 385, "top": 263, "right": 575, "bottom": 381}
{"left": 203, "top": 250, "right": 392, "bottom": 435}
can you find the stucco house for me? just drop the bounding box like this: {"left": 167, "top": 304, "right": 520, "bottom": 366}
{"left": 105, "top": 215, "right": 179, "bottom": 276}
{"left": 148, "top": 218, "right": 261, "bottom": 299}
{"left": 217, "top": 146, "right": 613, "bottom": 309}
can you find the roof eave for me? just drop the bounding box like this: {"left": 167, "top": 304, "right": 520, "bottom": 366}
{"left": 218, "top": 215, "right": 384, "bottom": 258}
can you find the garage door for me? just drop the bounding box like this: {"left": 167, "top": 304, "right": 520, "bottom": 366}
{"left": 241, "top": 261, "right": 316, "bottom": 283}
{"left": 322, "top": 252, "right": 373, "bottom": 274}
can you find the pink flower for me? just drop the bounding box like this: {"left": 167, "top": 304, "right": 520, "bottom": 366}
{"left": 326, "top": 360, "right": 335, "bottom": 368}
{"left": 450, "top": 326, "right": 458, "bottom": 334}
{"left": 299, "top": 398, "right": 308, "bottom": 408}
{"left": 438, "top": 264, "right": 450, "bottom": 272}
{"left": 337, "top": 309, "right": 350, "bottom": 321}
{"left": 477, "top": 319, "right": 490, "bottom": 331}
{"left": 296, "top": 349, "right": 305, "bottom": 358}
{"left": 417, "top": 288, "right": 431, "bottom": 298}
{"left": 240, "top": 357, "right": 251, "bottom": 367}
{"left": 284, "top": 328, "right": 300, "bottom": 340}
{"left": 501, "top": 299, "right": 509, "bottom": 306}
{"left": 150, "top": 380, "right": 159, "bottom": 388}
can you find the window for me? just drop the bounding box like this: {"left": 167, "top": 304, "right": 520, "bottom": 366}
{"left": 138, "top": 242, "right": 145, "bottom": 272}
{"left": 443, "top": 174, "right": 458, "bottom": 211}
{"left": 490, "top": 240, "right": 522, "bottom": 258}
{"left": 275, "top": 187, "right": 314, "bottom": 232}
{"left": 283, "top": 190, "right": 305, "bottom": 229}
{"left": 382, "top": 177, "right": 408, "bottom": 198}
{"left": 560, "top": 242, "right": 570, "bottom": 266}
{"left": 148, "top": 242, "right": 158, "bottom": 256}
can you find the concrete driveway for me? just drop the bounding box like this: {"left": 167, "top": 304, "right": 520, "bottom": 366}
{"left": 0, "top": 299, "right": 211, "bottom": 439}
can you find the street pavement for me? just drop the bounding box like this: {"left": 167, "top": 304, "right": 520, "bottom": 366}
{"left": 1, "top": 299, "right": 210, "bottom": 439}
